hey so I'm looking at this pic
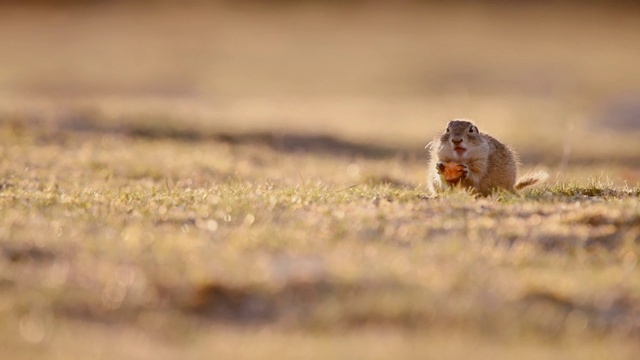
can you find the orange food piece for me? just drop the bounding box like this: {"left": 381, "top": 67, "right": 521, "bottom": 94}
{"left": 443, "top": 162, "right": 465, "bottom": 182}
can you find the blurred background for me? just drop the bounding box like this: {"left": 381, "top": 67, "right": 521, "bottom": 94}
{"left": 1, "top": 0, "right": 640, "bottom": 181}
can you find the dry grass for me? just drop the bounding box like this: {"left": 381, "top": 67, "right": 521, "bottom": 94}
{"left": 1, "top": 2, "right": 640, "bottom": 359}
{"left": 1, "top": 118, "right": 640, "bottom": 358}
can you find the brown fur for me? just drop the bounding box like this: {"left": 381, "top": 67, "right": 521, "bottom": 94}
{"left": 427, "top": 119, "right": 546, "bottom": 196}
{"left": 514, "top": 170, "right": 549, "bottom": 190}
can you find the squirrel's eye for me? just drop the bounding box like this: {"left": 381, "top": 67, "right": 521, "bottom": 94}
{"left": 446, "top": 128, "right": 450, "bottom": 133}
{"left": 469, "top": 126, "right": 475, "bottom": 133}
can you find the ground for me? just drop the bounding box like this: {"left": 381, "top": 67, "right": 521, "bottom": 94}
{"left": 1, "top": 2, "right": 640, "bottom": 359}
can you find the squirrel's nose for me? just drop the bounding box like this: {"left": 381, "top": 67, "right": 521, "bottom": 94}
{"left": 452, "top": 139, "right": 463, "bottom": 145}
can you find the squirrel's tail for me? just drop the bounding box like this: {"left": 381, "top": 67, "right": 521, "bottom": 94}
{"left": 515, "top": 170, "right": 549, "bottom": 190}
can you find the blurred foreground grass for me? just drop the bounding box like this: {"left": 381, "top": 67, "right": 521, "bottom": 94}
{"left": 1, "top": 118, "right": 639, "bottom": 358}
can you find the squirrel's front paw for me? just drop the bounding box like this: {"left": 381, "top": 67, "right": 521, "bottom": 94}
{"left": 436, "top": 162, "right": 446, "bottom": 174}
{"left": 459, "top": 164, "right": 469, "bottom": 179}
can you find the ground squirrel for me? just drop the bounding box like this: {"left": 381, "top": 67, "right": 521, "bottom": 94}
{"left": 426, "top": 119, "right": 547, "bottom": 196}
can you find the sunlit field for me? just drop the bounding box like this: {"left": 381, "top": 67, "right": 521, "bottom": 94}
{"left": 1, "top": 2, "right": 640, "bottom": 359}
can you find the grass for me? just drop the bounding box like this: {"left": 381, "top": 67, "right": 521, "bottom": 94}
{"left": 1, "top": 118, "right": 640, "bottom": 358}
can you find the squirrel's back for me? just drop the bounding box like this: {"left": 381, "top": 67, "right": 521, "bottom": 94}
{"left": 476, "top": 133, "right": 518, "bottom": 194}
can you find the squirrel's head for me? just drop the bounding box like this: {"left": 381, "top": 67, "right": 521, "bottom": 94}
{"left": 438, "top": 119, "right": 485, "bottom": 159}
